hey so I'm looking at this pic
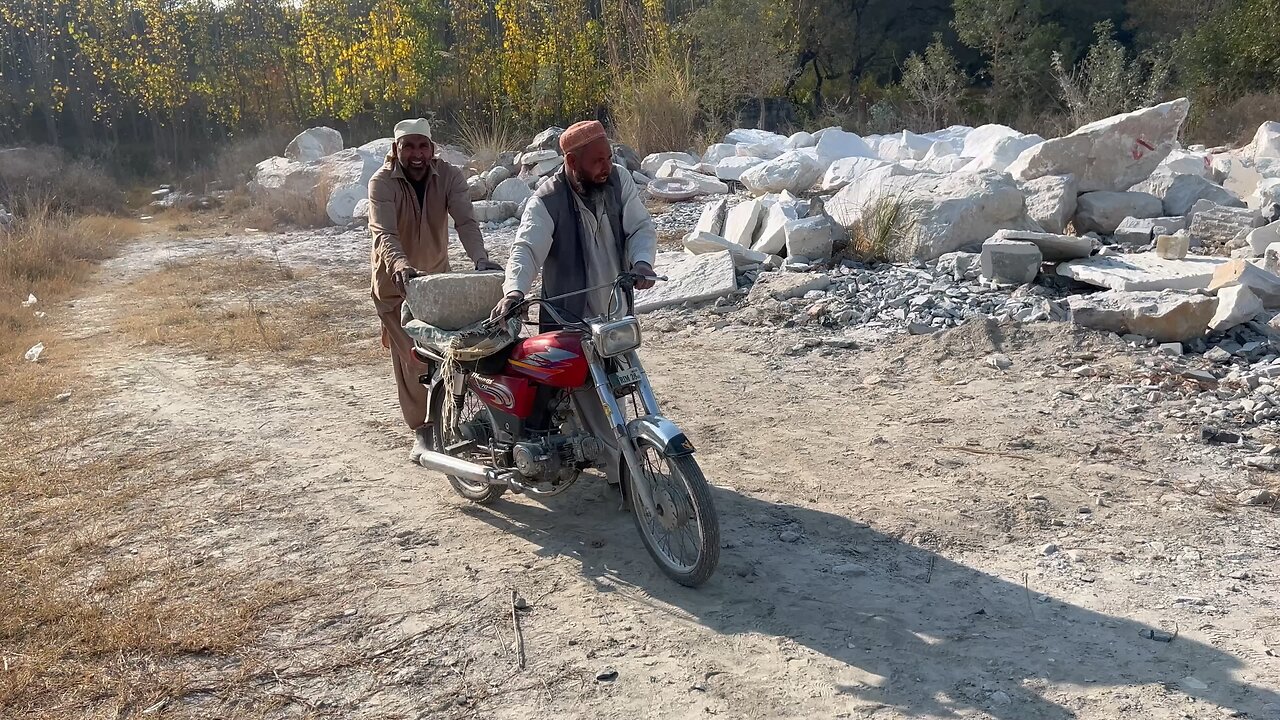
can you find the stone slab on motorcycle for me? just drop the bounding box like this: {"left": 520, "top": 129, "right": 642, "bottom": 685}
{"left": 405, "top": 272, "right": 721, "bottom": 587}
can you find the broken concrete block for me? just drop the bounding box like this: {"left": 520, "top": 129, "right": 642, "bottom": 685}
{"left": 786, "top": 131, "right": 817, "bottom": 149}
{"left": 1019, "top": 174, "right": 1078, "bottom": 234}
{"left": 1246, "top": 220, "right": 1280, "bottom": 257}
{"left": 684, "top": 230, "right": 769, "bottom": 267}
{"left": 1253, "top": 178, "right": 1280, "bottom": 209}
{"left": 959, "top": 132, "right": 1044, "bottom": 173}
{"left": 815, "top": 129, "right": 876, "bottom": 167}
{"left": 472, "top": 200, "right": 519, "bottom": 223}
{"left": 989, "top": 229, "right": 1091, "bottom": 262}
{"left": 740, "top": 150, "right": 824, "bottom": 196}
{"left": 1008, "top": 98, "right": 1190, "bottom": 192}
{"left": 1162, "top": 173, "right": 1245, "bottom": 216}
{"left": 1066, "top": 289, "right": 1217, "bottom": 342}
{"left": 491, "top": 177, "right": 533, "bottom": 204}
{"left": 828, "top": 168, "right": 1038, "bottom": 260}
{"left": 641, "top": 152, "right": 696, "bottom": 176}
{"left": 1156, "top": 234, "right": 1189, "bottom": 260}
{"left": 702, "top": 143, "right": 738, "bottom": 165}
{"left": 1190, "top": 202, "right": 1262, "bottom": 249}
{"left": 981, "top": 237, "right": 1042, "bottom": 285}
{"left": 715, "top": 156, "right": 765, "bottom": 182}
{"left": 722, "top": 199, "right": 763, "bottom": 246}
{"left": 937, "top": 251, "right": 980, "bottom": 281}
{"left": 1074, "top": 191, "right": 1164, "bottom": 235}
{"left": 784, "top": 216, "right": 837, "bottom": 260}
{"left": 820, "top": 156, "right": 894, "bottom": 192}
{"left": 1058, "top": 252, "right": 1229, "bottom": 291}
{"left": 695, "top": 198, "right": 728, "bottom": 237}
{"left": 1209, "top": 259, "right": 1280, "bottom": 307}
{"left": 285, "top": 126, "right": 343, "bottom": 162}
{"left": 635, "top": 251, "right": 737, "bottom": 313}
{"left": 751, "top": 201, "right": 801, "bottom": 255}
{"left": 746, "top": 271, "right": 832, "bottom": 302}
{"left": 1253, "top": 121, "right": 1280, "bottom": 162}
{"left": 1113, "top": 215, "right": 1187, "bottom": 246}
{"left": 1264, "top": 242, "right": 1280, "bottom": 274}
{"left": 405, "top": 271, "right": 504, "bottom": 331}
{"left": 1209, "top": 285, "right": 1264, "bottom": 332}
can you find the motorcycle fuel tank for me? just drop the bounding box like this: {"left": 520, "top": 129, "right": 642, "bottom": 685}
{"left": 507, "top": 331, "right": 590, "bottom": 389}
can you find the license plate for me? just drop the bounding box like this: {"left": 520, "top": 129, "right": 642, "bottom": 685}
{"left": 611, "top": 366, "right": 642, "bottom": 389}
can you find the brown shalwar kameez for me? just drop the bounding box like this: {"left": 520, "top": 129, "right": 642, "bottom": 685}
{"left": 368, "top": 155, "right": 491, "bottom": 428}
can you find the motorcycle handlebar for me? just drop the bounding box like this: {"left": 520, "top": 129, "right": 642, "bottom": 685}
{"left": 487, "top": 272, "right": 668, "bottom": 329}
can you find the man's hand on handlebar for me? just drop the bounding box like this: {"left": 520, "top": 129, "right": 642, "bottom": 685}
{"left": 490, "top": 290, "right": 525, "bottom": 322}
{"left": 632, "top": 262, "right": 657, "bottom": 290}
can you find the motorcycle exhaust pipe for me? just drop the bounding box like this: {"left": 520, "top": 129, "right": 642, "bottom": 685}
{"left": 416, "top": 450, "right": 506, "bottom": 486}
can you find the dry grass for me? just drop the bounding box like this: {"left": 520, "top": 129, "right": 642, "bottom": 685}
{"left": 843, "top": 194, "right": 919, "bottom": 263}
{"left": 1188, "top": 92, "right": 1280, "bottom": 147}
{"left": 187, "top": 129, "right": 296, "bottom": 193}
{"left": 114, "top": 257, "right": 380, "bottom": 364}
{"left": 612, "top": 52, "right": 700, "bottom": 156}
{"left": 0, "top": 193, "right": 330, "bottom": 718}
{"left": 0, "top": 148, "right": 123, "bottom": 216}
{"left": 229, "top": 171, "right": 334, "bottom": 231}
{"left": 1, "top": 261, "right": 310, "bottom": 716}
{"left": 0, "top": 200, "right": 143, "bottom": 420}
{"left": 0, "top": 202, "right": 142, "bottom": 305}
{"left": 0, "top": 389, "right": 310, "bottom": 717}
{"left": 456, "top": 114, "right": 522, "bottom": 173}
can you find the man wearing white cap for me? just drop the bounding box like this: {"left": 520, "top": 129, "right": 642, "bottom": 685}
{"left": 368, "top": 117, "right": 502, "bottom": 461}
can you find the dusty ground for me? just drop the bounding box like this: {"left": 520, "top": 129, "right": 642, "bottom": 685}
{"left": 9, "top": 222, "right": 1280, "bottom": 720}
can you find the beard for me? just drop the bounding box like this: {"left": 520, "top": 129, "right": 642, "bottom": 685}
{"left": 575, "top": 171, "right": 609, "bottom": 194}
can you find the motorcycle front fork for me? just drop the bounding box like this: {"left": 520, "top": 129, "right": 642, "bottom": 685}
{"left": 584, "top": 345, "right": 660, "bottom": 516}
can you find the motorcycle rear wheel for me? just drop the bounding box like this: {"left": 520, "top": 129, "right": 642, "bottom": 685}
{"left": 624, "top": 440, "right": 720, "bottom": 587}
{"left": 428, "top": 384, "right": 507, "bottom": 505}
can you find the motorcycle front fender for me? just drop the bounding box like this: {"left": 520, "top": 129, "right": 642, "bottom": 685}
{"left": 626, "top": 415, "right": 696, "bottom": 457}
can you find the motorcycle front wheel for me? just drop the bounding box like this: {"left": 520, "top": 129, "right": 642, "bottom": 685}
{"left": 624, "top": 439, "right": 720, "bottom": 587}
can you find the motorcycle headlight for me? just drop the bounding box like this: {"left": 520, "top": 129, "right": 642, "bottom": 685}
{"left": 591, "top": 318, "right": 642, "bottom": 357}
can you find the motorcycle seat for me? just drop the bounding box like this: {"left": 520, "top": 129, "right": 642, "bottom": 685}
{"left": 413, "top": 339, "right": 517, "bottom": 376}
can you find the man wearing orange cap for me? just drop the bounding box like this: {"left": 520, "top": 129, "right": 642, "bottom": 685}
{"left": 492, "top": 120, "right": 657, "bottom": 486}
{"left": 369, "top": 117, "right": 502, "bottom": 462}
{"left": 493, "top": 120, "right": 657, "bottom": 324}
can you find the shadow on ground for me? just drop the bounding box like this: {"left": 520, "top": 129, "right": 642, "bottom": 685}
{"left": 463, "top": 485, "right": 1279, "bottom": 719}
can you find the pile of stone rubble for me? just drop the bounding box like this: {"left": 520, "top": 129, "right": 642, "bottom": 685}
{"left": 632, "top": 101, "right": 1280, "bottom": 351}
{"left": 248, "top": 105, "right": 1280, "bottom": 364}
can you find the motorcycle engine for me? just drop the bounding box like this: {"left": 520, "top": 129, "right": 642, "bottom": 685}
{"left": 512, "top": 434, "right": 603, "bottom": 484}
{"left": 513, "top": 439, "right": 574, "bottom": 483}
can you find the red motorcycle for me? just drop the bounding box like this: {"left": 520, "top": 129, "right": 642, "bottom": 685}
{"left": 410, "top": 273, "right": 720, "bottom": 586}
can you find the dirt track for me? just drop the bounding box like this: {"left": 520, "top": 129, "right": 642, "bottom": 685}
{"left": 54, "top": 227, "right": 1280, "bottom": 719}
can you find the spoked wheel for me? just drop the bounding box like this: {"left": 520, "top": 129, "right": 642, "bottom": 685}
{"left": 624, "top": 439, "right": 720, "bottom": 587}
{"left": 428, "top": 383, "right": 506, "bottom": 505}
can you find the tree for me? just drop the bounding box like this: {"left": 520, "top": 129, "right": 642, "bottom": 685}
{"left": 683, "top": 0, "right": 799, "bottom": 126}
{"left": 1124, "top": 0, "right": 1228, "bottom": 47}
{"left": 952, "top": 0, "right": 1063, "bottom": 108}
{"left": 791, "top": 0, "right": 951, "bottom": 114}
{"left": 1051, "top": 20, "right": 1171, "bottom": 126}
{"left": 1179, "top": 0, "right": 1280, "bottom": 99}
{"left": 900, "top": 34, "right": 967, "bottom": 129}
